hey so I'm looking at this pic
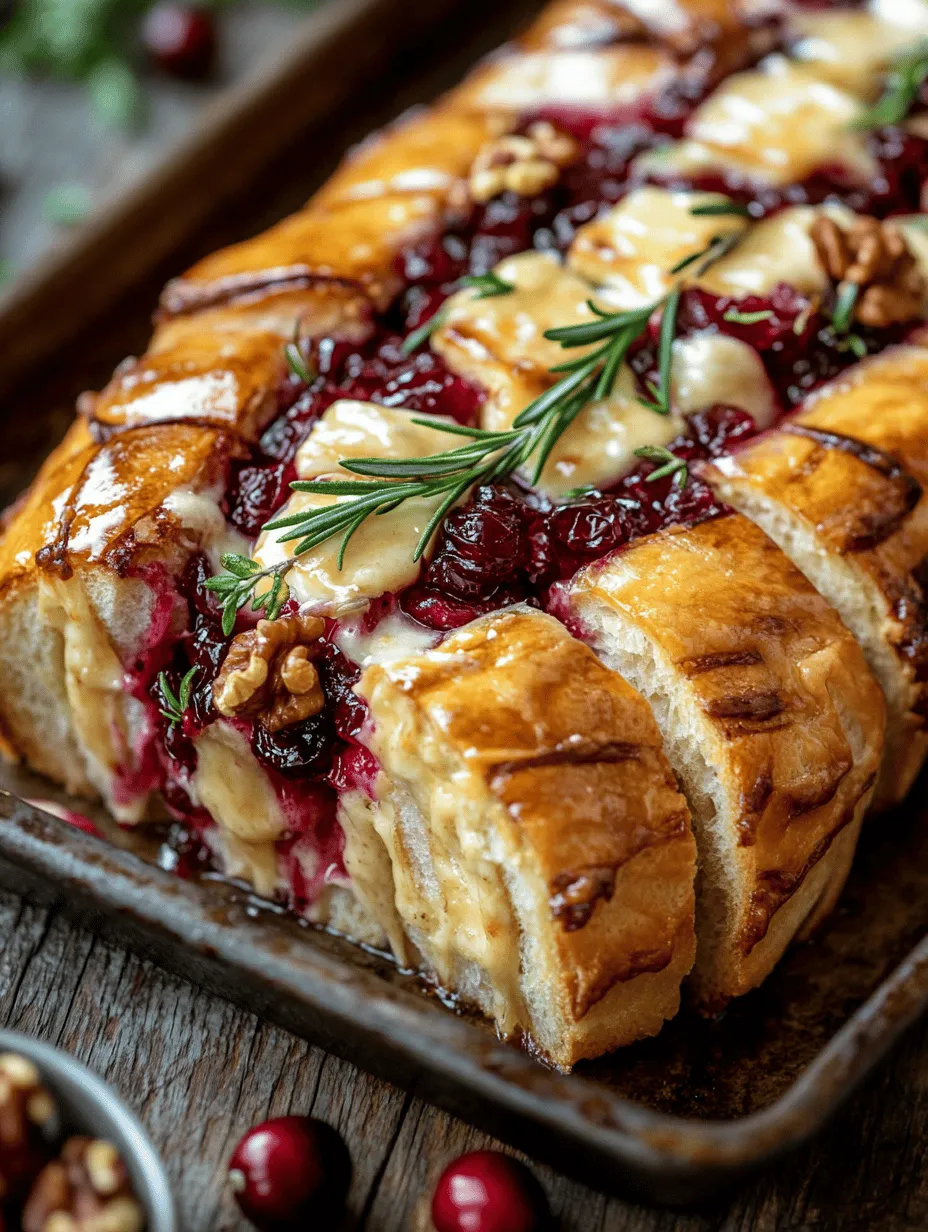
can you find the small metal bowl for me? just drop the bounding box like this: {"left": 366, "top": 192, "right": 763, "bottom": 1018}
{"left": 0, "top": 1030, "right": 176, "bottom": 1232}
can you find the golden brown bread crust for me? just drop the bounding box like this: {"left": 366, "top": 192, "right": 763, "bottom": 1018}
{"left": 0, "top": 421, "right": 240, "bottom": 805}
{"left": 357, "top": 607, "right": 697, "bottom": 1067}
{"left": 567, "top": 514, "right": 885, "bottom": 1008}
{"left": 700, "top": 345, "right": 928, "bottom": 808}
{"left": 87, "top": 284, "right": 373, "bottom": 441}
{"left": 160, "top": 106, "right": 505, "bottom": 320}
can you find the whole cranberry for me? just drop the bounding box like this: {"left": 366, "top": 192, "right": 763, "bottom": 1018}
{"left": 141, "top": 2, "right": 216, "bottom": 78}
{"left": 431, "top": 1151, "right": 550, "bottom": 1232}
{"left": 228, "top": 1116, "right": 351, "bottom": 1230}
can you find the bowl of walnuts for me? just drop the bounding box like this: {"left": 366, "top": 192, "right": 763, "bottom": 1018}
{"left": 0, "top": 1030, "right": 175, "bottom": 1232}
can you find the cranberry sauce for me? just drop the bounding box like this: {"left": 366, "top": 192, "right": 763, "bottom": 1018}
{"left": 402, "top": 405, "right": 752, "bottom": 630}
{"left": 644, "top": 285, "right": 910, "bottom": 410}
{"left": 150, "top": 556, "right": 367, "bottom": 913}
{"left": 648, "top": 126, "right": 928, "bottom": 221}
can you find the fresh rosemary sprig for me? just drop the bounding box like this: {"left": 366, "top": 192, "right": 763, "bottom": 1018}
{"left": 284, "top": 330, "right": 316, "bottom": 383}
{"left": 401, "top": 271, "right": 515, "bottom": 355}
{"left": 207, "top": 223, "right": 749, "bottom": 629}
{"left": 831, "top": 281, "right": 860, "bottom": 335}
{"left": 157, "top": 666, "right": 198, "bottom": 728}
{"left": 464, "top": 271, "right": 516, "bottom": 298}
{"left": 855, "top": 41, "right": 928, "bottom": 131}
{"left": 561, "top": 484, "right": 602, "bottom": 500}
{"left": 638, "top": 285, "right": 681, "bottom": 414}
{"left": 204, "top": 554, "right": 291, "bottom": 636}
{"left": 689, "top": 200, "right": 752, "bottom": 218}
{"left": 206, "top": 295, "right": 663, "bottom": 629}
{"left": 670, "top": 230, "right": 743, "bottom": 276}
{"left": 723, "top": 308, "right": 773, "bottom": 325}
{"left": 634, "top": 444, "right": 688, "bottom": 487}
{"left": 836, "top": 333, "right": 868, "bottom": 359}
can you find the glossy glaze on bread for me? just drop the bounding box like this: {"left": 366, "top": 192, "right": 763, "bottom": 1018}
{"left": 1, "top": 0, "right": 926, "bottom": 1065}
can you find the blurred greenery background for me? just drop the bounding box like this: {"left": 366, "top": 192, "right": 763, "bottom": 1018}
{"left": 0, "top": 0, "right": 319, "bottom": 282}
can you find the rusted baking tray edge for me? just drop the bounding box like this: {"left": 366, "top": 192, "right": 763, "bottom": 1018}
{"left": 2, "top": 794, "right": 927, "bottom": 1204}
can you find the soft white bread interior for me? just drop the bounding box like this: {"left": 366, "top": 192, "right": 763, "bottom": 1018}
{"left": 0, "top": 421, "right": 243, "bottom": 820}
{"left": 352, "top": 605, "right": 698, "bottom": 1068}
{"left": 700, "top": 345, "right": 928, "bottom": 810}
{"left": 565, "top": 513, "right": 885, "bottom": 1011}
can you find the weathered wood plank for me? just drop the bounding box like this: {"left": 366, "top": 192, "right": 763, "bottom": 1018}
{"left": 5, "top": 885, "right": 928, "bottom": 1231}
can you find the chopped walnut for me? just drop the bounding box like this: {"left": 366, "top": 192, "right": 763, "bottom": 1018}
{"left": 22, "top": 1136, "right": 144, "bottom": 1232}
{"left": 468, "top": 122, "right": 579, "bottom": 204}
{"left": 0, "top": 1053, "right": 58, "bottom": 1204}
{"left": 810, "top": 214, "right": 925, "bottom": 329}
{"left": 213, "top": 612, "right": 326, "bottom": 733}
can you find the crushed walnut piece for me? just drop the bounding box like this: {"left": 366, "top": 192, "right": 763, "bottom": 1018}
{"left": 0, "top": 1053, "right": 58, "bottom": 1205}
{"left": 213, "top": 612, "right": 326, "bottom": 733}
{"left": 468, "top": 121, "right": 579, "bottom": 204}
{"left": 810, "top": 214, "right": 926, "bottom": 329}
{"left": 22, "top": 1136, "right": 144, "bottom": 1232}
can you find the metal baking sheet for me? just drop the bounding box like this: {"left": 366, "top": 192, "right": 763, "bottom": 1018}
{"left": 2, "top": 0, "right": 928, "bottom": 1202}
{"left": 1, "top": 778, "right": 928, "bottom": 1204}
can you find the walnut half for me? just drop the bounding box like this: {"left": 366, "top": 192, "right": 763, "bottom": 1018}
{"left": 810, "top": 215, "right": 925, "bottom": 330}
{"left": 213, "top": 612, "right": 326, "bottom": 733}
{"left": 22, "top": 1136, "right": 144, "bottom": 1232}
{"left": 0, "top": 1052, "right": 58, "bottom": 1204}
{"left": 468, "top": 121, "right": 579, "bottom": 204}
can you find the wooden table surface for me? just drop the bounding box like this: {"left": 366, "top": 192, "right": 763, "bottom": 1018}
{"left": 3, "top": 882, "right": 928, "bottom": 1231}
{"left": 4, "top": 7, "right": 928, "bottom": 1231}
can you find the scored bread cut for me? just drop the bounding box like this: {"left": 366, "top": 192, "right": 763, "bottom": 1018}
{"left": 565, "top": 514, "right": 885, "bottom": 1010}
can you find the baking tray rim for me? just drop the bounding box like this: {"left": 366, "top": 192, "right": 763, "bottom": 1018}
{"left": 2, "top": 791, "right": 926, "bottom": 1200}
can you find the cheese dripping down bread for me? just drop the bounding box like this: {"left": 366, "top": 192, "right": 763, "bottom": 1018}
{"left": 1, "top": 0, "right": 926, "bottom": 1064}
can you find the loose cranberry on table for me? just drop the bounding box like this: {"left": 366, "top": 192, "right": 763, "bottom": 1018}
{"left": 431, "top": 1151, "right": 550, "bottom": 1232}
{"left": 228, "top": 1116, "right": 351, "bottom": 1230}
{"left": 141, "top": 2, "right": 216, "bottom": 78}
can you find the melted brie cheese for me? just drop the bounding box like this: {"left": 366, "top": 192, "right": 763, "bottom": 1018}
{"left": 334, "top": 609, "right": 442, "bottom": 668}
{"left": 192, "top": 722, "right": 286, "bottom": 847}
{"left": 253, "top": 401, "right": 461, "bottom": 611}
{"left": 162, "top": 485, "right": 250, "bottom": 573}
{"left": 568, "top": 188, "right": 748, "bottom": 309}
{"left": 790, "top": 8, "right": 926, "bottom": 98}
{"left": 671, "top": 334, "right": 775, "bottom": 428}
{"left": 36, "top": 575, "right": 152, "bottom": 824}
{"left": 433, "top": 251, "right": 602, "bottom": 432}
{"left": 697, "top": 204, "right": 856, "bottom": 298}
{"left": 634, "top": 57, "right": 875, "bottom": 187}
{"left": 461, "top": 46, "right": 674, "bottom": 110}
{"left": 543, "top": 367, "right": 683, "bottom": 495}
{"left": 870, "top": 0, "right": 928, "bottom": 33}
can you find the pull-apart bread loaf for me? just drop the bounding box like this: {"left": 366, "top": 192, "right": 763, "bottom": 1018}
{"left": 3, "top": 0, "right": 928, "bottom": 1062}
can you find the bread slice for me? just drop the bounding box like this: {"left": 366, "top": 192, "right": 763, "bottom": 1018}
{"left": 0, "top": 421, "right": 243, "bottom": 821}
{"left": 564, "top": 514, "right": 885, "bottom": 1010}
{"left": 700, "top": 345, "right": 928, "bottom": 810}
{"left": 353, "top": 605, "right": 698, "bottom": 1068}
